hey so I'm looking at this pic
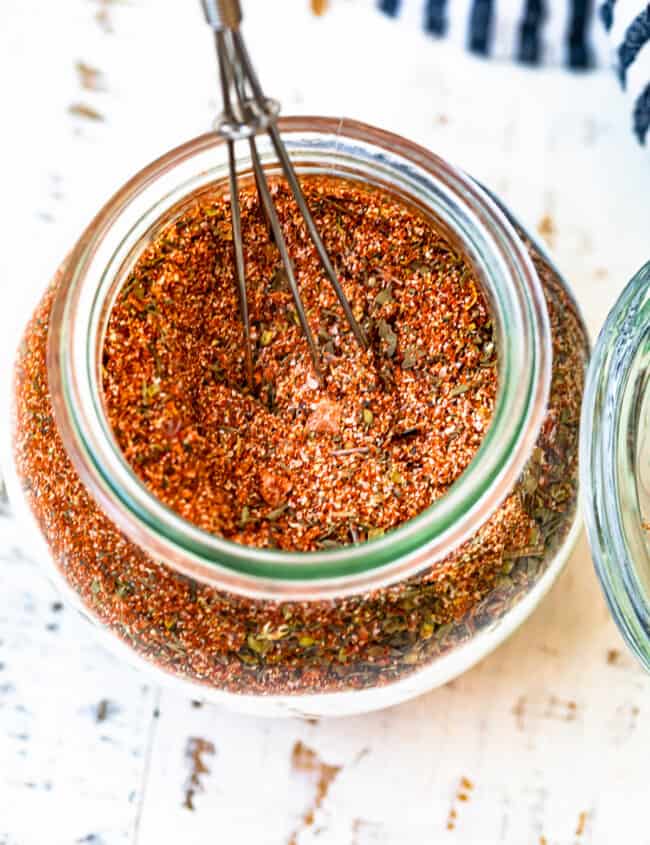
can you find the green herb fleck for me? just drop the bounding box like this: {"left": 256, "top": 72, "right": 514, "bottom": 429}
{"left": 449, "top": 383, "right": 471, "bottom": 398}
{"left": 378, "top": 319, "right": 397, "bottom": 358}
{"left": 375, "top": 286, "right": 393, "bottom": 307}
{"left": 401, "top": 347, "right": 420, "bottom": 370}
{"left": 247, "top": 633, "right": 271, "bottom": 655}
{"left": 267, "top": 503, "right": 289, "bottom": 521}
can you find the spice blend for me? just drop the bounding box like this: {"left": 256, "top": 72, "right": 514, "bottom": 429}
{"left": 102, "top": 177, "right": 496, "bottom": 550}
{"left": 13, "top": 175, "right": 587, "bottom": 695}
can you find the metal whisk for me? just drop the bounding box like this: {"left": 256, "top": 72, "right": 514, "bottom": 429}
{"left": 200, "top": 0, "right": 367, "bottom": 387}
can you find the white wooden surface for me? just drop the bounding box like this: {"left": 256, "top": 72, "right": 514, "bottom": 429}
{"left": 2, "top": 2, "right": 650, "bottom": 844}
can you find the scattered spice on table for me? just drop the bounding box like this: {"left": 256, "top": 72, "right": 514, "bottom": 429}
{"left": 310, "top": 0, "right": 329, "bottom": 14}
{"left": 512, "top": 695, "right": 527, "bottom": 730}
{"left": 102, "top": 177, "right": 497, "bottom": 550}
{"left": 575, "top": 811, "right": 588, "bottom": 837}
{"left": 537, "top": 213, "right": 556, "bottom": 248}
{"left": 75, "top": 61, "right": 106, "bottom": 92}
{"left": 183, "top": 736, "right": 216, "bottom": 812}
{"left": 95, "top": 698, "right": 111, "bottom": 723}
{"left": 68, "top": 102, "right": 104, "bottom": 122}
{"left": 13, "top": 175, "right": 588, "bottom": 695}
{"left": 447, "top": 775, "right": 475, "bottom": 830}
{"left": 289, "top": 741, "right": 341, "bottom": 844}
{"left": 94, "top": 0, "right": 118, "bottom": 33}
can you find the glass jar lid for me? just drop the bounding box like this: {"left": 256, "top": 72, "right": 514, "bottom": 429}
{"left": 582, "top": 262, "right": 650, "bottom": 669}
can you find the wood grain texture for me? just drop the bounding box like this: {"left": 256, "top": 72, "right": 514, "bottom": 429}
{"left": 0, "top": 515, "right": 158, "bottom": 845}
{"left": 2, "top": 2, "right": 650, "bottom": 843}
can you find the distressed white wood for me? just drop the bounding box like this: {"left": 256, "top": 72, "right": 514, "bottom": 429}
{"left": 0, "top": 516, "right": 159, "bottom": 845}
{"left": 2, "top": 2, "right": 650, "bottom": 844}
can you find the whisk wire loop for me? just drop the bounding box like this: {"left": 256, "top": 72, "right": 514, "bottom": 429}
{"left": 215, "top": 30, "right": 253, "bottom": 387}
{"left": 204, "top": 2, "right": 367, "bottom": 385}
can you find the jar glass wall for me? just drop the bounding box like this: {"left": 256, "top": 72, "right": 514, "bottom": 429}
{"left": 6, "top": 119, "right": 588, "bottom": 717}
{"left": 581, "top": 262, "right": 650, "bottom": 673}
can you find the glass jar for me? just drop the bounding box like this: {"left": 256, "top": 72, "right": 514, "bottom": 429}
{"left": 582, "top": 262, "right": 650, "bottom": 671}
{"left": 4, "top": 118, "right": 588, "bottom": 717}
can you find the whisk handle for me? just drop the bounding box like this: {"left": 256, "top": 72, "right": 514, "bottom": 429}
{"left": 201, "top": 0, "right": 242, "bottom": 30}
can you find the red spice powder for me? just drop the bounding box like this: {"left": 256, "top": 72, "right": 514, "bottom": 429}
{"left": 102, "top": 177, "right": 497, "bottom": 550}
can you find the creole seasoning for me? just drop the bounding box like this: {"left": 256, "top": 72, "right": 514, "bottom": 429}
{"left": 102, "top": 178, "right": 496, "bottom": 550}
{"left": 12, "top": 175, "right": 587, "bottom": 695}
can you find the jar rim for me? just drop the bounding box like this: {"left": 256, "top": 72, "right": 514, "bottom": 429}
{"left": 47, "top": 116, "right": 551, "bottom": 599}
{"left": 581, "top": 261, "right": 650, "bottom": 669}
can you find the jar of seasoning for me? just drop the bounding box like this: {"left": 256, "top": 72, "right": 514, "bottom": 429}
{"left": 4, "top": 118, "right": 588, "bottom": 717}
{"left": 582, "top": 262, "right": 650, "bottom": 672}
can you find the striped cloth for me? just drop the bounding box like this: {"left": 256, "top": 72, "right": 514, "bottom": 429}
{"left": 377, "top": 0, "right": 650, "bottom": 144}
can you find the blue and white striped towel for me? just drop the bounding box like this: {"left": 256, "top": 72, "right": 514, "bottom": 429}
{"left": 377, "top": 0, "right": 650, "bottom": 144}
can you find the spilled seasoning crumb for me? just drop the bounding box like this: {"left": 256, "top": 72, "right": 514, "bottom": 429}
{"left": 289, "top": 741, "right": 341, "bottom": 843}
{"left": 183, "top": 737, "right": 216, "bottom": 811}
{"left": 537, "top": 214, "right": 556, "bottom": 247}
{"left": 447, "top": 775, "right": 474, "bottom": 829}
{"left": 95, "top": 699, "right": 110, "bottom": 723}
{"left": 75, "top": 61, "right": 105, "bottom": 92}
{"left": 68, "top": 103, "right": 104, "bottom": 122}
{"left": 576, "top": 810, "right": 588, "bottom": 836}
{"left": 512, "top": 695, "right": 526, "bottom": 730}
{"left": 94, "top": 0, "right": 118, "bottom": 33}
